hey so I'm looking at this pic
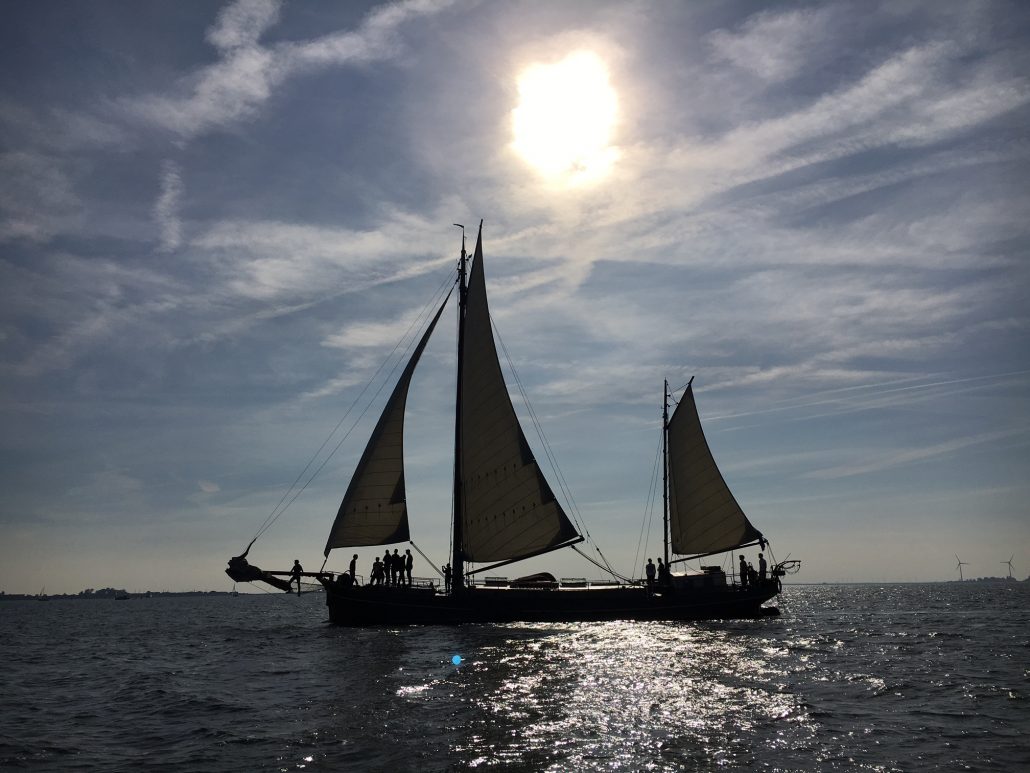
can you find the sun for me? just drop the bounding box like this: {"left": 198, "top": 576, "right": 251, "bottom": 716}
{"left": 512, "top": 50, "right": 618, "bottom": 186}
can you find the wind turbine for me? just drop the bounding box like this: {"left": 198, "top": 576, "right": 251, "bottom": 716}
{"left": 955, "top": 554, "right": 968, "bottom": 581}
{"left": 1000, "top": 555, "right": 1015, "bottom": 579}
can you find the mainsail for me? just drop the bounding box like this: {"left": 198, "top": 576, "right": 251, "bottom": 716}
{"left": 458, "top": 233, "right": 580, "bottom": 563}
{"left": 667, "top": 384, "right": 762, "bottom": 556}
{"left": 323, "top": 293, "right": 450, "bottom": 555}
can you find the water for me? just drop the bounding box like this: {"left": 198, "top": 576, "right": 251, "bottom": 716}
{"left": 2, "top": 584, "right": 1028, "bottom": 771}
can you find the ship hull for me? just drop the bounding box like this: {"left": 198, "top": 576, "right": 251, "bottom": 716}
{"left": 321, "top": 582, "right": 780, "bottom": 626}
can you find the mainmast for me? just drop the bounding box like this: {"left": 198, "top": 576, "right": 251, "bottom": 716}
{"left": 662, "top": 379, "right": 670, "bottom": 568}
{"left": 451, "top": 223, "right": 470, "bottom": 595}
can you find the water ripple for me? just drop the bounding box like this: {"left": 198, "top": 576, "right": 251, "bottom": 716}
{"left": 1, "top": 584, "right": 1028, "bottom": 770}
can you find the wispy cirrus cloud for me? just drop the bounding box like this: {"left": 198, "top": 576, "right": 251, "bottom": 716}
{"left": 192, "top": 209, "right": 454, "bottom": 300}
{"left": 805, "top": 426, "right": 1029, "bottom": 480}
{"left": 125, "top": 0, "right": 455, "bottom": 138}
{"left": 154, "top": 160, "right": 184, "bottom": 252}
{"left": 707, "top": 4, "right": 843, "bottom": 82}
{"left": 0, "top": 151, "right": 81, "bottom": 243}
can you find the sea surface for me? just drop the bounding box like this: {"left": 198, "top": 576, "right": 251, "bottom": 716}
{"left": 1, "top": 583, "right": 1028, "bottom": 771}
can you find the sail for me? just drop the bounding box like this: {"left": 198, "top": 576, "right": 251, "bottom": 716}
{"left": 458, "top": 232, "right": 580, "bottom": 562}
{"left": 667, "top": 385, "right": 762, "bottom": 556}
{"left": 323, "top": 293, "right": 450, "bottom": 555}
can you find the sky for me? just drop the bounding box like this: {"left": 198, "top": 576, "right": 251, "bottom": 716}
{"left": 2, "top": 0, "right": 1029, "bottom": 593}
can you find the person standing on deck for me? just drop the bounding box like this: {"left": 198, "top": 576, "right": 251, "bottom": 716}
{"left": 404, "top": 549, "right": 414, "bottom": 587}
{"left": 758, "top": 553, "right": 767, "bottom": 584}
{"left": 656, "top": 558, "right": 668, "bottom": 588}
{"left": 349, "top": 554, "right": 358, "bottom": 584}
{"left": 738, "top": 555, "right": 748, "bottom": 590}
{"left": 290, "top": 560, "right": 304, "bottom": 594}
{"left": 443, "top": 563, "right": 452, "bottom": 593}
{"left": 383, "top": 550, "right": 392, "bottom": 586}
{"left": 645, "top": 558, "right": 656, "bottom": 593}
{"left": 391, "top": 549, "right": 401, "bottom": 586}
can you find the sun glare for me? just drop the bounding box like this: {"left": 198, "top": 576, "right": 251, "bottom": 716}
{"left": 512, "top": 50, "right": 618, "bottom": 186}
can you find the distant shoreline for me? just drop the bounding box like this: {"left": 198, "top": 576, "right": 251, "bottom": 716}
{"left": 3, "top": 577, "right": 1026, "bottom": 600}
{"left": 0, "top": 590, "right": 246, "bottom": 601}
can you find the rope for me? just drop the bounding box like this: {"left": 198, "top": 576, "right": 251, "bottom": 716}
{"left": 243, "top": 270, "right": 456, "bottom": 551}
{"left": 632, "top": 422, "right": 664, "bottom": 580}
{"left": 572, "top": 545, "right": 634, "bottom": 584}
{"left": 492, "top": 320, "right": 622, "bottom": 581}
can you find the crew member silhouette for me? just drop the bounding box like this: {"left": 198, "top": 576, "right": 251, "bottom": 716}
{"left": 349, "top": 554, "right": 358, "bottom": 583}
{"left": 404, "top": 549, "right": 414, "bottom": 587}
{"left": 290, "top": 559, "right": 304, "bottom": 594}
{"left": 738, "top": 554, "right": 748, "bottom": 590}
{"left": 645, "top": 558, "right": 656, "bottom": 592}
{"left": 443, "top": 563, "right": 452, "bottom": 593}
{"left": 758, "top": 553, "right": 767, "bottom": 583}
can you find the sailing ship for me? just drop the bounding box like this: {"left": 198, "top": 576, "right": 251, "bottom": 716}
{"left": 226, "top": 223, "right": 798, "bottom": 624}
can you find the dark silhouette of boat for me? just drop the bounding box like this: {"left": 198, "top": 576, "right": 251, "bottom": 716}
{"left": 227, "top": 224, "right": 798, "bottom": 624}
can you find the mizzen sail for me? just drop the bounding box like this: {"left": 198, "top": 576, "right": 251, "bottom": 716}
{"left": 458, "top": 233, "right": 580, "bottom": 563}
{"left": 323, "top": 293, "right": 450, "bottom": 555}
{"left": 667, "top": 384, "right": 762, "bottom": 556}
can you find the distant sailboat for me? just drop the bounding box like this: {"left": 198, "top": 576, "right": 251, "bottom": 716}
{"left": 227, "top": 224, "right": 799, "bottom": 624}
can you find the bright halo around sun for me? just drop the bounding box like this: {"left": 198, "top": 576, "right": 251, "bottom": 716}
{"left": 512, "top": 50, "right": 618, "bottom": 186}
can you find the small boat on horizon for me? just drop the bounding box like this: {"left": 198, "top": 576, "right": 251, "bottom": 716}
{"left": 227, "top": 224, "right": 799, "bottom": 624}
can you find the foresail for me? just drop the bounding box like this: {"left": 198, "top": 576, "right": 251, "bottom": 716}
{"left": 667, "top": 385, "right": 762, "bottom": 556}
{"left": 323, "top": 293, "right": 451, "bottom": 556}
{"left": 459, "top": 232, "right": 580, "bottom": 563}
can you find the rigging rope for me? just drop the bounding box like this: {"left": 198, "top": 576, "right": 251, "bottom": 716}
{"left": 244, "top": 270, "right": 457, "bottom": 551}
{"left": 572, "top": 545, "right": 634, "bottom": 584}
{"left": 632, "top": 422, "right": 664, "bottom": 580}
{"left": 492, "top": 320, "right": 623, "bottom": 581}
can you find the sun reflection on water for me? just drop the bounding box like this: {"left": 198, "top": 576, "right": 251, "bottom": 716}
{"left": 391, "top": 621, "right": 818, "bottom": 770}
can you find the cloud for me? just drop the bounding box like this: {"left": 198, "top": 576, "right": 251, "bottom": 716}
{"left": 805, "top": 427, "right": 1029, "bottom": 480}
{"left": 3, "top": 253, "right": 183, "bottom": 378}
{"left": 154, "top": 160, "right": 184, "bottom": 252}
{"left": 125, "top": 0, "right": 455, "bottom": 138}
{"left": 691, "top": 41, "right": 1027, "bottom": 182}
{"left": 206, "top": 0, "right": 282, "bottom": 51}
{"left": 191, "top": 203, "right": 456, "bottom": 300}
{"left": 0, "top": 151, "right": 81, "bottom": 243}
{"left": 707, "top": 5, "right": 841, "bottom": 82}
{"left": 0, "top": 101, "right": 128, "bottom": 153}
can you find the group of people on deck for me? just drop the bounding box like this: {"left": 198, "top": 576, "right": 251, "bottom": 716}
{"left": 292, "top": 549, "right": 419, "bottom": 592}
{"left": 369, "top": 548, "right": 415, "bottom": 587}
{"left": 737, "top": 552, "right": 768, "bottom": 590}
{"left": 642, "top": 552, "right": 770, "bottom": 592}
{"left": 644, "top": 557, "right": 671, "bottom": 592}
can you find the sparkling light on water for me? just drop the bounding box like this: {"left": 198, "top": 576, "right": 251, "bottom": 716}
{"left": 2, "top": 585, "right": 1028, "bottom": 770}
